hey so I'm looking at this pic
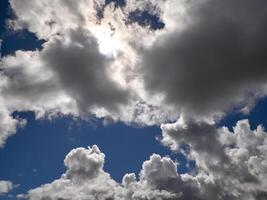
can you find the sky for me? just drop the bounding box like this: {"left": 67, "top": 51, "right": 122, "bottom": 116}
{"left": 0, "top": 0, "right": 267, "bottom": 200}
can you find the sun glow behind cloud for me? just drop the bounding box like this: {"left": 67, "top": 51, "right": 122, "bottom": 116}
{"left": 90, "top": 23, "right": 121, "bottom": 56}
{"left": 86, "top": 20, "right": 133, "bottom": 89}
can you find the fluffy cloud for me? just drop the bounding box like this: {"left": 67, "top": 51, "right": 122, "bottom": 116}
{"left": 26, "top": 145, "right": 180, "bottom": 200}
{"left": 0, "top": 94, "right": 26, "bottom": 147}
{"left": 25, "top": 121, "right": 267, "bottom": 200}
{"left": 161, "top": 119, "right": 267, "bottom": 199}
{"left": 0, "top": 180, "right": 13, "bottom": 195}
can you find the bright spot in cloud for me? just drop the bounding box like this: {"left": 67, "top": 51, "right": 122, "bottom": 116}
{"left": 90, "top": 24, "right": 121, "bottom": 56}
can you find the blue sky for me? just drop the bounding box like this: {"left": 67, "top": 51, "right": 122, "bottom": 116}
{"left": 0, "top": 0, "right": 267, "bottom": 200}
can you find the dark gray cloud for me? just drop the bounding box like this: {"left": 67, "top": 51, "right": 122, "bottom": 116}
{"left": 141, "top": 0, "right": 267, "bottom": 117}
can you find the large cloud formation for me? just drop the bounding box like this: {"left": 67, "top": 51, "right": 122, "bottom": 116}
{"left": 0, "top": 0, "right": 267, "bottom": 199}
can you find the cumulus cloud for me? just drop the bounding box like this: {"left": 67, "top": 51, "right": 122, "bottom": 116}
{"left": 0, "top": 180, "right": 13, "bottom": 195}
{"left": 26, "top": 145, "right": 180, "bottom": 200}
{"left": 161, "top": 119, "right": 267, "bottom": 199}
{"left": 25, "top": 123, "right": 267, "bottom": 200}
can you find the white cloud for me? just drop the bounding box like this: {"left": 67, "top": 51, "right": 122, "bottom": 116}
{"left": 26, "top": 145, "right": 180, "bottom": 200}
{"left": 24, "top": 122, "right": 267, "bottom": 200}
{"left": 0, "top": 96, "right": 26, "bottom": 147}
{"left": 161, "top": 119, "right": 267, "bottom": 199}
{"left": 0, "top": 180, "right": 13, "bottom": 195}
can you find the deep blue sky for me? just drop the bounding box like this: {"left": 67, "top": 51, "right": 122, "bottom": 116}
{"left": 1, "top": 0, "right": 267, "bottom": 199}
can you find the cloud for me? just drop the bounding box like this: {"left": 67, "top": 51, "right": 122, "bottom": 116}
{"left": 0, "top": 180, "right": 14, "bottom": 195}
{"left": 0, "top": 0, "right": 182, "bottom": 146}
{"left": 161, "top": 119, "right": 267, "bottom": 199}
{"left": 3, "top": 0, "right": 266, "bottom": 127}
{"left": 2, "top": 1, "right": 132, "bottom": 119}
{"left": 0, "top": 96, "right": 26, "bottom": 147}
{"left": 26, "top": 145, "right": 180, "bottom": 200}
{"left": 0, "top": 1, "right": 267, "bottom": 198}
{"left": 41, "top": 28, "right": 129, "bottom": 112}
{"left": 1, "top": 0, "right": 266, "bottom": 128}
{"left": 8, "top": 0, "right": 105, "bottom": 39}
{"left": 64, "top": 145, "right": 105, "bottom": 181}
{"left": 140, "top": 0, "right": 267, "bottom": 119}
{"left": 25, "top": 122, "right": 267, "bottom": 200}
